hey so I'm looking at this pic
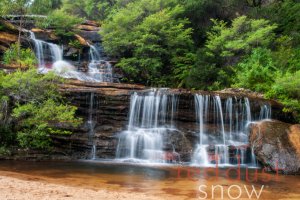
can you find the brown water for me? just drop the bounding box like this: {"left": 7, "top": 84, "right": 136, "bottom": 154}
{"left": 0, "top": 160, "right": 299, "bottom": 200}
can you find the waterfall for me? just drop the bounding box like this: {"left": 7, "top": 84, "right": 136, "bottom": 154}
{"left": 87, "top": 92, "right": 96, "bottom": 160}
{"left": 29, "top": 31, "right": 113, "bottom": 83}
{"left": 29, "top": 31, "right": 62, "bottom": 70}
{"left": 192, "top": 95, "right": 271, "bottom": 167}
{"left": 116, "top": 89, "right": 178, "bottom": 163}
{"left": 88, "top": 44, "right": 113, "bottom": 82}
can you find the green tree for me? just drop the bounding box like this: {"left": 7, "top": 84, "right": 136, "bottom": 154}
{"left": 188, "top": 16, "right": 278, "bottom": 90}
{"left": 30, "top": 0, "right": 62, "bottom": 15}
{"left": 0, "top": 0, "right": 32, "bottom": 56}
{"left": 266, "top": 70, "right": 300, "bottom": 122}
{"left": 206, "top": 16, "right": 277, "bottom": 57}
{"left": 102, "top": 0, "right": 194, "bottom": 86}
{"left": 0, "top": 69, "right": 81, "bottom": 149}
{"left": 36, "top": 9, "right": 84, "bottom": 37}
{"left": 60, "top": 0, "right": 117, "bottom": 21}
{"left": 233, "top": 48, "right": 277, "bottom": 92}
{"left": 182, "top": 0, "right": 247, "bottom": 45}
{"left": 3, "top": 43, "right": 37, "bottom": 68}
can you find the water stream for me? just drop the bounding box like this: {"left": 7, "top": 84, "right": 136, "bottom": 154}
{"left": 116, "top": 89, "right": 179, "bottom": 163}
{"left": 29, "top": 31, "right": 113, "bottom": 82}
{"left": 192, "top": 94, "right": 271, "bottom": 167}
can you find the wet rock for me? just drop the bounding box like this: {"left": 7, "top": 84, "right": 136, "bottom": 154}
{"left": 77, "top": 30, "right": 102, "bottom": 42}
{"left": 65, "top": 47, "right": 79, "bottom": 57}
{"left": 50, "top": 81, "right": 292, "bottom": 161}
{"left": 249, "top": 120, "right": 300, "bottom": 174}
{"left": 31, "top": 28, "right": 58, "bottom": 41}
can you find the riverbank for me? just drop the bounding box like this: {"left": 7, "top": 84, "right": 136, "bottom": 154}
{"left": 0, "top": 171, "right": 161, "bottom": 200}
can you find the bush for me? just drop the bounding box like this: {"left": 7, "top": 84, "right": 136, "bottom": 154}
{"left": 102, "top": 0, "right": 195, "bottom": 86}
{"left": 3, "top": 43, "right": 37, "bottom": 68}
{"left": 266, "top": 71, "right": 300, "bottom": 122}
{"left": 36, "top": 10, "right": 84, "bottom": 37}
{"left": 0, "top": 68, "right": 82, "bottom": 149}
{"left": 0, "top": 146, "right": 10, "bottom": 156}
{"left": 206, "top": 16, "right": 277, "bottom": 58}
{"left": 233, "top": 48, "right": 277, "bottom": 92}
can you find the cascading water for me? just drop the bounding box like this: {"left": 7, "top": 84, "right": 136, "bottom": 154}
{"left": 87, "top": 92, "right": 96, "bottom": 160}
{"left": 116, "top": 89, "right": 178, "bottom": 163}
{"left": 29, "top": 31, "right": 62, "bottom": 71}
{"left": 29, "top": 31, "right": 113, "bottom": 83}
{"left": 192, "top": 94, "right": 272, "bottom": 167}
{"left": 88, "top": 44, "right": 113, "bottom": 82}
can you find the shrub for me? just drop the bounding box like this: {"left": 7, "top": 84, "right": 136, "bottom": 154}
{"left": 233, "top": 48, "right": 277, "bottom": 92}
{"left": 3, "top": 43, "right": 37, "bottom": 68}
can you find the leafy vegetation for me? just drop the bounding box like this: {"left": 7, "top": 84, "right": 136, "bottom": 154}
{"left": 101, "top": 0, "right": 194, "bottom": 86}
{"left": 36, "top": 9, "right": 84, "bottom": 37}
{"left": 3, "top": 43, "right": 37, "bottom": 68}
{"left": 0, "top": 68, "right": 82, "bottom": 149}
{"left": 0, "top": 0, "right": 299, "bottom": 145}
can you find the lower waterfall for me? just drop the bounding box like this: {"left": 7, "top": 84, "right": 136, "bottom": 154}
{"left": 116, "top": 89, "right": 179, "bottom": 163}
{"left": 115, "top": 90, "right": 272, "bottom": 167}
{"left": 191, "top": 94, "right": 271, "bottom": 167}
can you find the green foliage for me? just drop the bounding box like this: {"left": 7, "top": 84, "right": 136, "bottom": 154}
{"left": 36, "top": 10, "right": 84, "bottom": 37}
{"left": 233, "top": 48, "right": 277, "bottom": 92}
{"left": 13, "top": 99, "right": 80, "bottom": 149}
{"left": 3, "top": 43, "right": 37, "bottom": 68}
{"left": 0, "top": 69, "right": 82, "bottom": 149}
{"left": 68, "top": 40, "right": 83, "bottom": 49}
{"left": 273, "top": 36, "right": 300, "bottom": 72}
{"left": 206, "top": 16, "right": 277, "bottom": 57}
{"left": 60, "top": 0, "right": 119, "bottom": 21}
{"left": 182, "top": 0, "right": 246, "bottom": 45}
{"left": 266, "top": 71, "right": 300, "bottom": 121}
{"left": 102, "top": 0, "right": 195, "bottom": 86}
{"left": 30, "top": 0, "right": 62, "bottom": 15}
{"left": 0, "top": 146, "right": 11, "bottom": 156}
{"left": 0, "top": 0, "right": 31, "bottom": 15}
{"left": 250, "top": 0, "right": 300, "bottom": 44}
{"left": 187, "top": 15, "right": 278, "bottom": 90}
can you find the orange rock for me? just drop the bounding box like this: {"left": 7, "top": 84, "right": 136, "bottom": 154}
{"left": 31, "top": 28, "right": 44, "bottom": 32}
{"left": 77, "top": 25, "right": 100, "bottom": 32}
{"left": 0, "top": 32, "right": 18, "bottom": 43}
{"left": 249, "top": 120, "right": 300, "bottom": 174}
{"left": 289, "top": 124, "right": 300, "bottom": 157}
{"left": 74, "top": 34, "right": 88, "bottom": 46}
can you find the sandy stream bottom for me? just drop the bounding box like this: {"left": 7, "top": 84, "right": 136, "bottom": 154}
{"left": 0, "top": 161, "right": 299, "bottom": 200}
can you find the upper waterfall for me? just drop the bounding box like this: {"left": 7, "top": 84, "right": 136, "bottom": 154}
{"left": 29, "top": 31, "right": 113, "bottom": 83}
{"left": 88, "top": 43, "right": 113, "bottom": 82}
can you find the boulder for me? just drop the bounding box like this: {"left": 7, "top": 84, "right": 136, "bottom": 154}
{"left": 249, "top": 120, "right": 300, "bottom": 174}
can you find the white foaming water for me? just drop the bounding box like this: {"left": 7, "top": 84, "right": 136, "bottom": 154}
{"left": 192, "top": 95, "right": 271, "bottom": 167}
{"left": 30, "top": 31, "right": 62, "bottom": 69}
{"left": 116, "top": 89, "right": 178, "bottom": 163}
{"left": 30, "top": 31, "right": 112, "bottom": 83}
{"left": 88, "top": 44, "right": 113, "bottom": 82}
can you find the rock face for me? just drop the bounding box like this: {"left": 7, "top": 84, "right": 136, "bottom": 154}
{"left": 49, "top": 81, "right": 291, "bottom": 162}
{"left": 249, "top": 120, "right": 300, "bottom": 174}
{"left": 0, "top": 19, "right": 19, "bottom": 56}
